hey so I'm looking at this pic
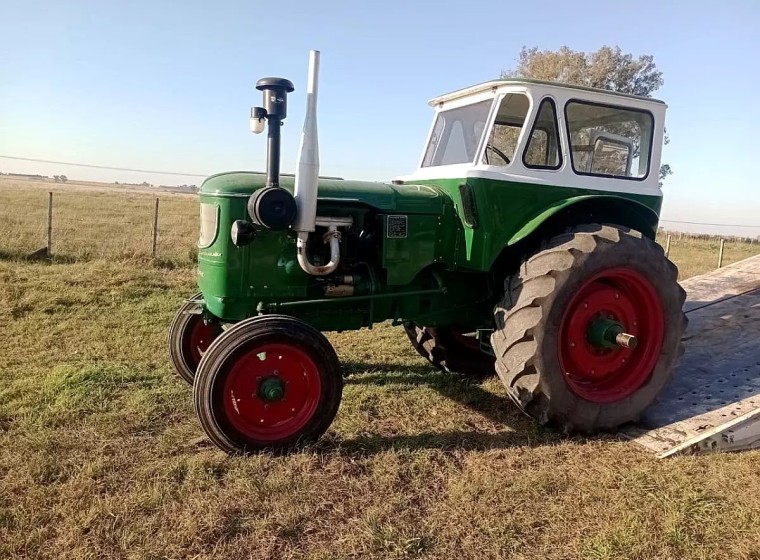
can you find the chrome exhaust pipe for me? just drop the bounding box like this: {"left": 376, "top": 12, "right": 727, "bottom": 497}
{"left": 293, "top": 50, "right": 320, "bottom": 233}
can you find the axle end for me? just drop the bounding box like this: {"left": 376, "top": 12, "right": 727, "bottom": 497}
{"left": 615, "top": 332, "right": 638, "bottom": 349}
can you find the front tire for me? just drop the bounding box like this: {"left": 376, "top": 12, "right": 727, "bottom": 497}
{"left": 168, "top": 293, "right": 221, "bottom": 384}
{"left": 193, "top": 315, "right": 343, "bottom": 454}
{"left": 491, "top": 224, "right": 687, "bottom": 432}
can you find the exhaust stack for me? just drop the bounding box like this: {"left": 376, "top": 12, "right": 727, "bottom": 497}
{"left": 293, "top": 50, "right": 320, "bottom": 233}
{"left": 292, "top": 50, "right": 351, "bottom": 277}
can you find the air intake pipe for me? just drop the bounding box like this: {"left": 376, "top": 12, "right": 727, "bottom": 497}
{"left": 248, "top": 77, "right": 297, "bottom": 230}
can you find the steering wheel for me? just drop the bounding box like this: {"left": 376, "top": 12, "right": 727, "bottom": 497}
{"left": 484, "top": 143, "right": 511, "bottom": 165}
{"left": 483, "top": 142, "right": 512, "bottom": 163}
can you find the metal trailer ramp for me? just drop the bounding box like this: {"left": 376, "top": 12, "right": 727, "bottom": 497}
{"left": 622, "top": 254, "right": 760, "bottom": 457}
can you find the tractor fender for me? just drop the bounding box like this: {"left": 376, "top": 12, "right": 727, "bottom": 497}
{"left": 506, "top": 194, "right": 660, "bottom": 247}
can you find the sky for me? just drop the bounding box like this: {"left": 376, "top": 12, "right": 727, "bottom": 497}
{"left": 1, "top": 0, "right": 759, "bottom": 236}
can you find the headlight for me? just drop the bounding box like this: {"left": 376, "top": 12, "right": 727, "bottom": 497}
{"left": 231, "top": 220, "right": 256, "bottom": 247}
{"left": 198, "top": 203, "right": 219, "bottom": 248}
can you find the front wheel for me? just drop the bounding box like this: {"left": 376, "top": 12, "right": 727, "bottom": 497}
{"left": 491, "top": 224, "right": 687, "bottom": 433}
{"left": 168, "top": 293, "right": 221, "bottom": 384}
{"left": 193, "top": 315, "right": 343, "bottom": 454}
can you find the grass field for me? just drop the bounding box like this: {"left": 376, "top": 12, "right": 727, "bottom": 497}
{"left": 0, "top": 177, "right": 197, "bottom": 264}
{"left": 2, "top": 178, "right": 760, "bottom": 559}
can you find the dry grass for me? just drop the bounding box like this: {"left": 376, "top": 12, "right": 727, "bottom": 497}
{"left": 657, "top": 233, "right": 759, "bottom": 280}
{"left": 2, "top": 178, "right": 760, "bottom": 559}
{"left": 0, "top": 177, "right": 197, "bottom": 264}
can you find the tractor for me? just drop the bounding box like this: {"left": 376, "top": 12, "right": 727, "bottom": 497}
{"left": 169, "top": 51, "right": 686, "bottom": 454}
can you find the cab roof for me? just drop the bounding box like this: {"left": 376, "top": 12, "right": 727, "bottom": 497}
{"left": 429, "top": 78, "right": 667, "bottom": 107}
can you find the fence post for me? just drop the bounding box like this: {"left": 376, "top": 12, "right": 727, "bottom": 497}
{"left": 665, "top": 234, "right": 671, "bottom": 258}
{"left": 151, "top": 197, "right": 160, "bottom": 258}
{"left": 718, "top": 239, "right": 725, "bottom": 268}
{"left": 47, "top": 191, "right": 53, "bottom": 257}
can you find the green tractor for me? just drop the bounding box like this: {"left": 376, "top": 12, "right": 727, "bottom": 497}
{"left": 169, "top": 51, "right": 686, "bottom": 454}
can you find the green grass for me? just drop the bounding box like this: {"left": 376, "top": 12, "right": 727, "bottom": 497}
{"left": 2, "top": 178, "right": 760, "bottom": 559}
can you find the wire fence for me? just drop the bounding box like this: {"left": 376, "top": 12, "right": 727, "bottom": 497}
{"left": 0, "top": 186, "right": 198, "bottom": 264}
{"left": 1, "top": 184, "right": 758, "bottom": 278}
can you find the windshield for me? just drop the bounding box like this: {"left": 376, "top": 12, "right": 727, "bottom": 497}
{"left": 421, "top": 100, "right": 491, "bottom": 167}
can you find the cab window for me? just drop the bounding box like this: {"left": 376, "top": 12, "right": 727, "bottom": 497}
{"left": 523, "top": 98, "right": 562, "bottom": 169}
{"left": 482, "top": 93, "right": 530, "bottom": 166}
{"left": 565, "top": 100, "right": 654, "bottom": 179}
{"left": 421, "top": 100, "right": 491, "bottom": 167}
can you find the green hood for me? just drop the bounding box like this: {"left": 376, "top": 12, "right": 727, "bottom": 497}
{"left": 199, "top": 171, "right": 445, "bottom": 214}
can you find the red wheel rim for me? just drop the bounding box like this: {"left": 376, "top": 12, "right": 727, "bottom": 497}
{"left": 557, "top": 267, "right": 664, "bottom": 403}
{"left": 188, "top": 317, "right": 216, "bottom": 366}
{"left": 222, "top": 343, "right": 321, "bottom": 442}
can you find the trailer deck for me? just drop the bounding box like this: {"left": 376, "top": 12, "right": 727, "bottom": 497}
{"left": 623, "top": 254, "right": 760, "bottom": 457}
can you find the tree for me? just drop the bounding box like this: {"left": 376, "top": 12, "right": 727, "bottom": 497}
{"left": 503, "top": 46, "right": 671, "bottom": 185}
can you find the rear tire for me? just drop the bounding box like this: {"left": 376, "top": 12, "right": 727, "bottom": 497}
{"left": 194, "top": 315, "right": 342, "bottom": 454}
{"left": 491, "top": 224, "right": 687, "bottom": 432}
{"left": 404, "top": 323, "right": 495, "bottom": 378}
{"left": 168, "top": 293, "right": 221, "bottom": 384}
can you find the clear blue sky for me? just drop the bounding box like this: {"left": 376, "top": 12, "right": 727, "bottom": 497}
{"left": 1, "top": 0, "right": 759, "bottom": 235}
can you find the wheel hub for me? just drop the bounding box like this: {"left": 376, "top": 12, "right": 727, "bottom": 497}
{"left": 587, "top": 317, "right": 638, "bottom": 350}
{"left": 257, "top": 375, "right": 286, "bottom": 402}
{"left": 558, "top": 267, "right": 664, "bottom": 403}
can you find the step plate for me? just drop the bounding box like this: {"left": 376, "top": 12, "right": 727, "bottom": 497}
{"left": 622, "top": 254, "right": 760, "bottom": 457}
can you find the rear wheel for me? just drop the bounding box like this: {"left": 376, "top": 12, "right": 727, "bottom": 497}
{"left": 491, "top": 224, "right": 687, "bottom": 432}
{"left": 193, "top": 315, "right": 342, "bottom": 454}
{"left": 168, "top": 293, "right": 221, "bottom": 384}
{"left": 404, "top": 323, "right": 495, "bottom": 378}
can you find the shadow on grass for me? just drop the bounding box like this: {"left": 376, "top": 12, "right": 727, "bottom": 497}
{"left": 336, "top": 360, "right": 566, "bottom": 454}
{"left": 343, "top": 361, "right": 515, "bottom": 421}
{"left": 325, "top": 428, "right": 570, "bottom": 456}
{"left": 0, "top": 248, "right": 80, "bottom": 264}
{"left": 0, "top": 248, "right": 194, "bottom": 269}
